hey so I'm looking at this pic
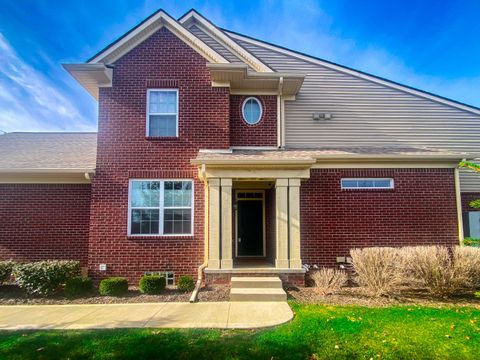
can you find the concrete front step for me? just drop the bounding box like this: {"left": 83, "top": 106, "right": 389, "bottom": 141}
{"left": 231, "top": 276, "right": 283, "bottom": 289}
{"left": 230, "top": 288, "right": 287, "bottom": 302}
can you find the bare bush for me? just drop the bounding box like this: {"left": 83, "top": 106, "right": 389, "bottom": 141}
{"left": 350, "top": 247, "right": 404, "bottom": 296}
{"left": 400, "top": 246, "right": 478, "bottom": 297}
{"left": 310, "top": 268, "right": 348, "bottom": 295}
{"left": 453, "top": 246, "right": 480, "bottom": 289}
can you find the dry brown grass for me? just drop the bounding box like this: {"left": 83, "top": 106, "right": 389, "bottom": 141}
{"left": 350, "top": 247, "right": 404, "bottom": 296}
{"left": 401, "top": 245, "right": 480, "bottom": 297}
{"left": 309, "top": 267, "right": 348, "bottom": 295}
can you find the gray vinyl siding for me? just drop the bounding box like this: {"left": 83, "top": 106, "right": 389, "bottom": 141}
{"left": 232, "top": 36, "right": 480, "bottom": 192}
{"left": 188, "top": 25, "right": 243, "bottom": 63}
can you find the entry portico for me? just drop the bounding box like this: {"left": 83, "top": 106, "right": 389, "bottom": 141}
{"left": 192, "top": 151, "right": 314, "bottom": 278}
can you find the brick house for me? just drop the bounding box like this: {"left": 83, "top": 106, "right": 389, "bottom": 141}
{"left": 1, "top": 9, "right": 480, "bottom": 286}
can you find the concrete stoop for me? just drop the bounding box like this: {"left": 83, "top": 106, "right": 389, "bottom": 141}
{"left": 230, "top": 276, "right": 287, "bottom": 302}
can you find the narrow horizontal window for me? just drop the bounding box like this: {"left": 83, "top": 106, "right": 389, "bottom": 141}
{"left": 147, "top": 89, "right": 178, "bottom": 137}
{"left": 341, "top": 178, "right": 394, "bottom": 190}
{"left": 129, "top": 179, "right": 193, "bottom": 236}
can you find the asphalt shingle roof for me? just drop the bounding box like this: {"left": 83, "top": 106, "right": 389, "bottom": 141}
{"left": 0, "top": 132, "right": 97, "bottom": 171}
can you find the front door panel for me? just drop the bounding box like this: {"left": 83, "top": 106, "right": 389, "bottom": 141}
{"left": 237, "top": 199, "right": 263, "bottom": 256}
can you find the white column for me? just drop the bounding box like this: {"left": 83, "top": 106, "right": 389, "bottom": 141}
{"left": 288, "top": 178, "right": 302, "bottom": 269}
{"left": 275, "top": 178, "right": 289, "bottom": 268}
{"left": 208, "top": 178, "right": 221, "bottom": 269}
{"left": 220, "top": 178, "right": 233, "bottom": 269}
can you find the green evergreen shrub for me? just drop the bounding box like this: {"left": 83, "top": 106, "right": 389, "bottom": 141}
{"left": 99, "top": 277, "right": 129, "bottom": 296}
{"left": 64, "top": 277, "right": 93, "bottom": 298}
{"left": 139, "top": 275, "right": 166, "bottom": 295}
{"left": 177, "top": 275, "right": 195, "bottom": 292}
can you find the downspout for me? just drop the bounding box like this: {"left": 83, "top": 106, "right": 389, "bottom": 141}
{"left": 278, "top": 76, "right": 285, "bottom": 149}
{"left": 190, "top": 165, "right": 209, "bottom": 302}
{"left": 454, "top": 165, "right": 465, "bottom": 245}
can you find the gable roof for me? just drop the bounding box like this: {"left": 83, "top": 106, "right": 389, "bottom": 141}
{"left": 178, "top": 9, "right": 272, "bottom": 72}
{"left": 222, "top": 28, "right": 480, "bottom": 116}
{"left": 0, "top": 132, "right": 97, "bottom": 172}
{"left": 87, "top": 9, "right": 228, "bottom": 65}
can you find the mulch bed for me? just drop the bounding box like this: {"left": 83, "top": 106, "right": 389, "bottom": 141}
{"left": 286, "top": 285, "right": 480, "bottom": 308}
{"left": 0, "top": 284, "right": 230, "bottom": 305}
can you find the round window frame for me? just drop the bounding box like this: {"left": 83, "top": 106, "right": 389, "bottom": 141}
{"left": 241, "top": 97, "right": 263, "bottom": 125}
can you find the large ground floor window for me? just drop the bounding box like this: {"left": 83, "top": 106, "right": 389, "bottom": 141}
{"left": 128, "top": 179, "right": 193, "bottom": 236}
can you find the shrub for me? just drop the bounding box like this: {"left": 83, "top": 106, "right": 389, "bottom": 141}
{"left": 350, "top": 247, "right": 404, "bottom": 296}
{"left": 0, "top": 261, "right": 16, "bottom": 284}
{"left": 139, "top": 275, "right": 166, "bottom": 295}
{"left": 309, "top": 268, "right": 348, "bottom": 295}
{"left": 469, "top": 199, "right": 480, "bottom": 209}
{"left": 64, "top": 277, "right": 93, "bottom": 298}
{"left": 400, "top": 246, "right": 475, "bottom": 297}
{"left": 99, "top": 277, "right": 129, "bottom": 296}
{"left": 177, "top": 275, "right": 195, "bottom": 292}
{"left": 13, "top": 260, "right": 80, "bottom": 297}
{"left": 453, "top": 246, "right": 480, "bottom": 289}
{"left": 463, "top": 237, "right": 480, "bottom": 247}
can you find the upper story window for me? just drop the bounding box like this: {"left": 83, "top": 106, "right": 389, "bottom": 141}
{"left": 242, "top": 97, "right": 262, "bottom": 125}
{"left": 129, "top": 179, "right": 193, "bottom": 236}
{"left": 147, "top": 89, "right": 178, "bottom": 137}
{"left": 341, "top": 178, "right": 394, "bottom": 190}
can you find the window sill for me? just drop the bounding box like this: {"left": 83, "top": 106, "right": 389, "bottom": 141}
{"left": 127, "top": 235, "right": 194, "bottom": 241}
{"left": 146, "top": 136, "right": 179, "bottom": 141}
{"left": 341, "top": 188, "right": 395, "bottom": 192}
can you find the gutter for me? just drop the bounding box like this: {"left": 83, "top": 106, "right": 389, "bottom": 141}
{"left": 189, "top": 180, "right": 209, "bottom": 302}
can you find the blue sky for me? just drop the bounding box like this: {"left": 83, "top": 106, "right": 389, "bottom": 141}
{"left": 0, "top": 0, "right": 479, "bottom": 132}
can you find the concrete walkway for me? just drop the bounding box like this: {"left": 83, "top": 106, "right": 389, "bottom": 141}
{"left": 0, "top": 302, "right": 293, "bottom": 330}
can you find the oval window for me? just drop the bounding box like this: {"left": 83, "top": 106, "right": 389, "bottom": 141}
{"left": 241, "top": 97, "right": 262, "bottom": 125}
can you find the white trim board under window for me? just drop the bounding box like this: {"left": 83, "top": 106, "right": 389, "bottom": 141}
{"left": 128, "top": 179, "right": 194, "bottom": 236}
{"left": 146, "top": 89, "right": 179, "bottom": 137}
{"left": 341, "top": 178, "right": 394, "bottom": 190}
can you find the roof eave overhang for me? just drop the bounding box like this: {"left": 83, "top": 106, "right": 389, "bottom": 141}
{"left": 207, "top": 63, "right": 305, "bottom": 96}
{"left": 62, "top": 63, "right": 113, "bottom": 100}
{"left": 0, "top": 168, "right": 96, "bottom": 184}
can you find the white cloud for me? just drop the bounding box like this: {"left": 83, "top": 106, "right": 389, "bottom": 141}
{"left": 0, "top": 33, "right": 96, "bottom": 132}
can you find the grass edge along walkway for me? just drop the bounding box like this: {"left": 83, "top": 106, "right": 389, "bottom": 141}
{"left": 0, "top": 302, "right": 479, "bottom": 359}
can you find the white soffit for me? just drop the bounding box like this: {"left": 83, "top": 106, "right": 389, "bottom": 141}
{"left": 62, "top": 64, "right": 112, "bottom": 99}
{"left": 88, "top": 10, "right": 229, "bottom": 65}
{"left": 179, "top": 10, "right": 273, "bottom": 73}
{"left": 225, "top": 31, "right": 480, "bottom": 116}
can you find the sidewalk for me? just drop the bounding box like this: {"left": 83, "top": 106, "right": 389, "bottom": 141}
{"left": 0, "top": 302, "right": 293, "bottom": 330}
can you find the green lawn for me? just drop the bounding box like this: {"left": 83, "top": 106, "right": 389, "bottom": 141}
{"left": 0, "top": 303, "right": 479, "bottom": 359}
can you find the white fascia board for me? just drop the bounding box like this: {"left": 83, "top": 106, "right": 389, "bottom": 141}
{"left": 226, "top": 31, "right": 480, "bottom": 116}
{"left": 88, "top": 10, "right": 229, "bottom": 65}
{"left": 179, "top": 11, "right": 273, "bottom": 73}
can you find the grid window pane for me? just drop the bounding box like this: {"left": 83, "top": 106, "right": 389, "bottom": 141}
{"left": 131, "top": 181, "right": 160, "bottom": 207}
{"left": 130, "top": 209, "right": 159, "bottom": 235}
{"left": 149, "top": 91, "right": 177, "bottom": 114}
{"left": 164, "top": 181, "right": 192, "bottom": 207}
{"left": 149, "top": 115, "right": 176, "bottom": 137}
{"left": 163, "top": 209, "right": 192, "bottom": 234}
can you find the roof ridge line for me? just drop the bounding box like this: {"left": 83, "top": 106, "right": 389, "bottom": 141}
{"left": 221, "top": 27, "right": 480, "bottom": 115}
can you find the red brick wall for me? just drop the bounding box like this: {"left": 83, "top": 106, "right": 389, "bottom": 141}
{"left": 0, "top": 184, "right": 90, "bottom": 264}
{"left": 229, "top": 95, "right": 277, "bottom": 147}
{"left": 89, "top": 27, "right": 231, "bottom": 283}
{"left": 300, "top": 168, "right": 459, "bottom": 267}
{"left": 461, "top": 192, "right": 480, "bottom": 212}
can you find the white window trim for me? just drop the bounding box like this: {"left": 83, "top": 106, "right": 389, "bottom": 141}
{"left": 341, "top": 178, "right": 394, "bottom": 190}
{"left": 241, "top": 96, "right": 263, "bottom": 125}
{"left": 146, "top": 89, "right": 179, "bottom": 137}
{"left": 128, "top": 179, "right": 194, "bottom": 236}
